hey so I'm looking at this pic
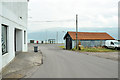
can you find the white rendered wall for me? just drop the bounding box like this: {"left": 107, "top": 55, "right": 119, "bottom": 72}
{"left": 2, "top": 26, "right": 15, "bottom": 67}
{"left": 23, "top": 30, "right": 28, "bottom": 52}
{"left": 2, "top": 2, "right": 28, "bottom": 28}
{"left": 1, "top": 1, "right": 28, "bottom": 69}
{"left": 0, "top": 2, "right": 2, "bottom": 73}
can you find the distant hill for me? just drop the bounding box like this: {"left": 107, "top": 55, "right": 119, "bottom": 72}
{"left": 28, "top": 27, "right": 118, "bottom": 43}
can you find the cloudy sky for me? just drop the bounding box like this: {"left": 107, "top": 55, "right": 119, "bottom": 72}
{"left": 28, "top": 0, "right": 119, "bottom": 33}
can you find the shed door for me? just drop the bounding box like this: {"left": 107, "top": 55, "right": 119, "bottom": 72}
{"left": 66, "top": 37, "right": 72, "bottom": 50}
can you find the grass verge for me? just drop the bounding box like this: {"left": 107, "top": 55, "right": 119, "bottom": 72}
{"left": 59, "top": 46, "right": 118, "bottom": 52}
{"left": 72, "top": 47, "right": 118, "bottom": 52}
{"left": 59, "top": 46, "right": 65, "bottom": 49}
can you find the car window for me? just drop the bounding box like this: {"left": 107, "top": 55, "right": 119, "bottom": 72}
{"left": 111, "top": 42, "right": 114, "bottom": 45}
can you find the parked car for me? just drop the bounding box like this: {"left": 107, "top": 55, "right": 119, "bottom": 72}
{"left": 105, "top": 40, "right": 120, "bottom": 50}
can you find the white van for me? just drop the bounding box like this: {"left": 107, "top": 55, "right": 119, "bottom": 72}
{"left": 105, "top": 40, "right": 120, "bottom": 50}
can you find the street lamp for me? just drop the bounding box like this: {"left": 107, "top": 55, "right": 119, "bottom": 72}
{"left": 62, "top": 31, "right": 66, "bottom": 44}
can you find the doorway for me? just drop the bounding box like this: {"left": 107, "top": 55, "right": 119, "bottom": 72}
{"left": 14, "top": 28, "right": 22, "bottom": 53}
{"left": 66, "top": 37, "right": 72, "bottom": 50}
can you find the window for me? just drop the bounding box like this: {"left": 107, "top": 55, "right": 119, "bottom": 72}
{"left": 24, "top": 31, "right": 26, "bottom": 44}
{"left": 111, "top": 42, "right": 114, "bottom": 45}
{"left": 1, "top": 24, "right": 8, "bottom": 55}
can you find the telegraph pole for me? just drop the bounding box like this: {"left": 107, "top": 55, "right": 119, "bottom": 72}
{"left": 76, "top": 14, "right": 78, "bottom": 49}
{"left": 56, "top": 32, "right": 58, "bottom": 43}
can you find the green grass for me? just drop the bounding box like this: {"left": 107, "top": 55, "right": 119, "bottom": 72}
{"left": 59, "top": 46, "right": 118, "bottom": 52}
{"left": 81, "top": 48, "right": 117, "bottom": 52}
{"left": 72, "top": 47, "right": 118, "bottom": 52}
{"left": 59, "top": 46, "right": 65, "bottom": 49}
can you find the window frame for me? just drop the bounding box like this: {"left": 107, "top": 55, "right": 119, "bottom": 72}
{"left": 1, "top": 24, "right": 8, "bottom": 55}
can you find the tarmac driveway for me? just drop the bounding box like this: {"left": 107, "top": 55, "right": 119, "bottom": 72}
{"left": 29, "top": 44, "right": 118, "bottom": 78}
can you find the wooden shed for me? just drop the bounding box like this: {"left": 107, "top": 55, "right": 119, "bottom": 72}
{"left": 64, "top": 31, "right": 115, "bottom": 50}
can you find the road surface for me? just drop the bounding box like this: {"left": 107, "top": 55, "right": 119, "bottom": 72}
{"left": 29, "top": 44, "right": 118, "bottom": 78}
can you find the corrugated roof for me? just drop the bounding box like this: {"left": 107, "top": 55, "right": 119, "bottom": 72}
{"left": 65, "top": 31, "right": 115, "bottom": 40}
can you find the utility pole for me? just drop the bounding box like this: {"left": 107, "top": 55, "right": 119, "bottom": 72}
{"left": 56, "top": 32, "right": 58, "bottom": 44}
{"left": 76, "top": 14, "right": 78, "bottom": 49}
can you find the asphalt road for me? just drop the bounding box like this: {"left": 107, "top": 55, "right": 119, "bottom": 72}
{"left": 30, "top": 44, "right": 118, "bottom": 78}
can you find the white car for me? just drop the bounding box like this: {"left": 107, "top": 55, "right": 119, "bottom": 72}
{"left": 105, "top": 40, "right": 120, "bottom": 50}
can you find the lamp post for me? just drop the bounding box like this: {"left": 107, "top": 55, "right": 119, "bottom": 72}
{"left": 56, "top": 31, "right": 66, "bottom": 44}
{"left": 62, "top": 31, "right": 66, "bottom": 44}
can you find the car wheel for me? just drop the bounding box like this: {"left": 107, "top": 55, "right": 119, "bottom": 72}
{"left": 114, "top": 47, "right": 117, "bottom": 50}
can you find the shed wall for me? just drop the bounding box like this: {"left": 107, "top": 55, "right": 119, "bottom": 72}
{"left": 72, "top": 40, "right": 106, "bottom": 48}
{"left": 80, "top": 40, "right": 106, "bottom": 47}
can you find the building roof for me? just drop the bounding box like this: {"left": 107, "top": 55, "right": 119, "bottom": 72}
{"left": 64, "top": 31, "right": 115, "bottom": 40}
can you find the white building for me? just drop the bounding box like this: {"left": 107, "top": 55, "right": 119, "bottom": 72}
{"left": 0, "top": 0, "right": 28, "bottom": 71}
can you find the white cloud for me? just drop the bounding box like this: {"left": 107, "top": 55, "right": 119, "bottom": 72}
{"left": 28, "top": 0, "right": 119, "bottom": 33}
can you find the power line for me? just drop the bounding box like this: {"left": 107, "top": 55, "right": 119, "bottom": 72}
{"left": 28, "top": 19, "right": 75, "bottom": 23}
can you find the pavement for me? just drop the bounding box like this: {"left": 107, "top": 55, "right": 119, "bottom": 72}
{"left": 2, "top": 43, "right": 43, "bottom": 79}
{"left": 29, "top": 44, "right": 118, "bottom": 78}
